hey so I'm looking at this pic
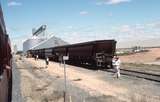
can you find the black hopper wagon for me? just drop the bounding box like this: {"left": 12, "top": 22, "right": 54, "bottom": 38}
{"left": 28, "top": 40, "right": 116, "bottom": 69}
{"left": 0, "top": 5, "right": 12, "bottom": 102}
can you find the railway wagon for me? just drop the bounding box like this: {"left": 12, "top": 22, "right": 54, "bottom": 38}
{"left": 29, "top": 40, "right": 116, "bottom": 69}
{"left": 28, "top": 49, "right": 44, "bottom": 59}
{"left": 0, "top": 5, "right": 12, "bottom": 102}
{"left": 53, "top": 40, "right": 116, "bottom": 68}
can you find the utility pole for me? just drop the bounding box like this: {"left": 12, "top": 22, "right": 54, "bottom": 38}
{"left": 63, "top": 56, "right": 69, "bottom": 102}
{"left": 63, "top": 59, "right": 66, "bottom": 102}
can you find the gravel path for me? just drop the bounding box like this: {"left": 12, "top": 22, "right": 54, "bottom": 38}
{"left": 12, "top": 58, "right": 23, "bottom": 102}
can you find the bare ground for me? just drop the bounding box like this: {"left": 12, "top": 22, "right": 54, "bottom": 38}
{"left": 12, "top": 55, "right": 160, "bottom": 102}
{"left": 119, "top": 48, "right": 160, "bottom": 74}
{"left": 120, "top": 48, "right": 160, "bottom": 65}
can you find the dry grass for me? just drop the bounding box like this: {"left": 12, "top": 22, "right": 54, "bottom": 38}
{"left": 155, "top": 57, "right": 160, "bottom": 61}
{"left": 119, "top": 48, "right": 160, "bottom": 64}
{"left": 122, "top": 63, "right": 160, "bottom": 68}
{"left": 130, "top": 93, "right": 160, "bottom": 102}
{"left": 121, "top": 63, "right": 160, "bottom": 75}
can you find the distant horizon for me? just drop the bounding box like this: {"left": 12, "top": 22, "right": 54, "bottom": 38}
{"left": 14, "top": 36, "right": 160, "bottom": 51}
{"left": 117, "top": 37, "right": 160, "bottom": 48}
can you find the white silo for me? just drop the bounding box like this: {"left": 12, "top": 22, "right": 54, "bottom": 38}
{"left": 23, "top": 36, "right": 45, "bottom": 53}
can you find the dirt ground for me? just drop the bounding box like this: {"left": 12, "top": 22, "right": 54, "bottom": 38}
{"left": 120, "top": 48, "right": 160, "bottom": 65}
{"left": 119, "top": 48, "right": 160, "bottom": 75}
{"left": 12, "top": 55, "right": 160, "bottom": 102}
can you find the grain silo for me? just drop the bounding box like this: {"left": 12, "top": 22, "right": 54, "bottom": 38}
{"left": 23, "top": 36, "right": 46, "bottom": 53}
{"left": 23, "top": 25, "right": 47, "bottom": 53}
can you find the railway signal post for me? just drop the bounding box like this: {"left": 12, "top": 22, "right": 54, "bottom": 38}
{"left": 63, "top": 56, "right": 69, "bottom": 102}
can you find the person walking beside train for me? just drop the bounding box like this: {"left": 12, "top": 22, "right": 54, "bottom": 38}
{"left": 34, "top": 55, "right": 36, "bottom": 60}
{"left": 45, "top": 57, "right": 49, "bottom": 68}
{"left": 112, "top": 56, "right": 121, "bottom": 78}
{"left": 35, "top": 55, "right": 38, "bottom": 60}
{"left": 36, "top": 55, "right": 39, "bottom": 60}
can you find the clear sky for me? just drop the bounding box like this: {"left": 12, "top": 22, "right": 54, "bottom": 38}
{"left": 1, "top": 0, "right": 160, "bottom": 49}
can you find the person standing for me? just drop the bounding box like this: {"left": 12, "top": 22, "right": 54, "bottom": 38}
{"left": 112, "top": 56, "right": 121, "bottom": 78}
{"left": 36, "top": 55, "right": 39, "bottom": 60}
{"left": 34, "top": 55, "right": 36, "bottom": 60}
{"left": 45, "top": 57, "right": 49, "bottom": 68}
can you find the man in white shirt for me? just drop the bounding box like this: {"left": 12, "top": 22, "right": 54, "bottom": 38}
{"left": 45, "top": 57, "right": 49, "bottom": 68}
{"left": 36, "top": 55, "right": 39, "bottom": 60}
{"left": 112, "top": 56, "right": 121, "bottom": 78}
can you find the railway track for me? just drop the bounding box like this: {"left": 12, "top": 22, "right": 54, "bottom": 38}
{"left": 104, "top": 68, "right": 160, "bottom": 82}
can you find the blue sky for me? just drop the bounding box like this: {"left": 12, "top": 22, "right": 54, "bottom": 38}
{"left": 1, "top": 0, "right": 160, "bottom": 49}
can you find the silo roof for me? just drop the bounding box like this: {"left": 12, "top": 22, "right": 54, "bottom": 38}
{"left": 32, "top": 35, "right": 68, "bottom": 50}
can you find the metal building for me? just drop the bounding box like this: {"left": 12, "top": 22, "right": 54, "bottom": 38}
{"left": 23, "top": 25, "right": 68, "bottom": 53}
